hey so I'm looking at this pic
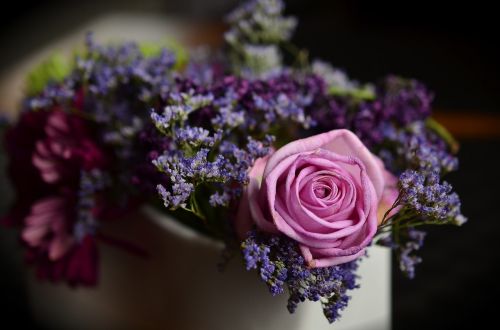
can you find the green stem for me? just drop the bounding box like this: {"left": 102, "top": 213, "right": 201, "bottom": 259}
{"left": 281, "top": 41, "right": 309, "bottom": 69}
{"left": 380, "top": 197, "right": 402, "bottom": 225}
{"left": 425, "top": 117, "right": 459, "bottom": 153}
{"left": 181, "top": 193, "right": 207, "bottom": 222}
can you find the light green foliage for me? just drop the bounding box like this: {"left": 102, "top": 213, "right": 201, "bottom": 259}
{"left": 26, "top": 53, "right": 71, "bottom": 95}
{"left": 329, "top": 85, "right": 376, "bottom": 101}
{"left": 425, "top": 117, "right": 459, "bottom": 153}
{"left": 139, "top": 39, "right": 189, "bottom": 70}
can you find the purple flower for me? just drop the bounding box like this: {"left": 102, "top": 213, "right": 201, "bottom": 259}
{"left": 31, "top": 110, "right": 107, "bottom": 185}
{"left": 379, "top": 121, "right": 458, "bottom": 175}
{"left": 241, "top": 231, "right": 359, "bottom": 323}
{"left": 377, "top": 75, "right": 433, "bottom": 125}
{"left": 378, "top": 229, "right": 426, "bottom": 279}
{"left": 2, "top": 114, "right": 107, "bottom": 286}
{"left": 399, "top": 170, "right": 465, "bottom": 223}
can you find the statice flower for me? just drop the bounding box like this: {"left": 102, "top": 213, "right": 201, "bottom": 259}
{"left": 377, "top": 75, "right": 433, "bottom": 125}
{"left": 153, "top": 149, "right": 230, "bottom": 209}
{"left": 151, "top": 105, "right": 188, "bottom": 132}
{"left": 219, "top": 136, "right": 273, "bottom": 184}
{"left": 242, "top": 231, "right": 359, "bottom": 323}
{"left": 74, "top": 169, "right": 110, "bottom": 241}
{"left": 225, "top": 0, "right": 296, "bottom": 77}
{"left": 153, "top": 74, "right": 325, "bottom": 215}
{"left": 151, "top": 91, "right": 214, "bottom": 133}
{"left": 223, "top": 74, "right": 316, "bottom": 130}
{"left": 176, "top": 126, "right": 222, "bottom": 148}
{"left": 183, "top": 47, "right": 226, "bottom": 86}
{"left": 209, "top": 189, "right": 232, "bottom": 208}
{"left": 79, "top": 33, "right": 177, "bottom": 101}
{"left": 309, "top": 75, "right": 434, "bottom": 148}
{"left": 154, "top": 149, "right": 228, "bottom": 182}
{"left": 380, "top": 229, "right": 426, "bottom": 279}
{"left": 240, "top": 44, "right": 283, "bottom": 78}
{"left": 211, "top": 104, "right": 246, "bottom": 129}
{"left": 157, "top": 182, "right": 193, "bottom": 209}
{"left": 55, "top": 32, "right": 177, "bottom": 114}
{"left": 380, "top": 121, "right": 459, "bottom": 175}
{"left": 3, "top": 1, "right": 466, "bottom": 313}
{"left": 225, "top": 0, "right": 297, "bottom": 44}
{"left": 300, "top": 73, "right": 434, "bottom": 149}
{"left": 20, "top": 34, "right": 189, "bottom": 208}
{"left": 312, "top": 60, "right": 375, "bottom": 99}
{"left": 26, "top": 83, "right": 75, "bottom": 110}
{"left": 398, "top": 170, "right": 465, "bottom": 223}
{"left": 312, "top": 60, "right": 356, "bottom": 90}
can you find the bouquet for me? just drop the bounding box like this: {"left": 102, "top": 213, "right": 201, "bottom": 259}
{"left": 1, "top": 0, "right": 466, "bottom": 324}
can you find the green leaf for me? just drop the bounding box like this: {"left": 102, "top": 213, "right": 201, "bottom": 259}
{"left": 328, "top": 85, "right": 376, "bottom": 101}
{"left": 26, "top": 53, "right": 71, "bottom": 95}
{"left": 138, "top": 39, "right": 189, "bottom": 70}
{"left": 425, "top": 117, "right": 459, "bottom": 153}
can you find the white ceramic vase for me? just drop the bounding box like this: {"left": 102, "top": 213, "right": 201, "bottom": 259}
{"left": 26, "top": 205, "right": 391, "bottom": 330}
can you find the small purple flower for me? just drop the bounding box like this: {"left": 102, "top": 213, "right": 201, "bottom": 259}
{"left": 378, "top": 229, "right": 426, "bottom": 279}
{"left": 399, "top": 170, "right": 465, "bottom": 223}
{"left": 241, "top": 231, "right": 359, "bottom": 323}
{"left": 377, "top": 75, "right": 433, "bottom": 125}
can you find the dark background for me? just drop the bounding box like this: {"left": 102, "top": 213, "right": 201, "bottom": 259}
{"left": 1, "top": 1, "right": 498, "bottom": 329}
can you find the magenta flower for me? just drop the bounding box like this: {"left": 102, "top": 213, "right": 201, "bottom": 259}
{"left": 22, "top": 196, "right": 76, "bottom": 261}
{"left": 32, "top": 110, "right": 106, "bottom": 184}
{"left": 237, "top": 129, "right": 399, "bottom": 267}
{"left": 26, "top": 234, "right": 99, "bottom": 286}
{"left": 2, "top": 108, "right": 106, "bottom": 286}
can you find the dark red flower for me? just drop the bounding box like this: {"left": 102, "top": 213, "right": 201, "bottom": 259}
{"left": 32, "top": 110, "right": 106, "bottom": 185}
{"left": 26, "top": 234, "right": 99, "bottom": 287}
{"left": 2, "top": 108, "right": 106, "bottom": 286}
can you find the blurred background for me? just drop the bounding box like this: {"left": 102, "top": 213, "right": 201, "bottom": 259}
{"left": 1, "top": 0, "right": 498, "bottom": 329}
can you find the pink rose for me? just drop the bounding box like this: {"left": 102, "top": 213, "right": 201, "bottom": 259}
{"left": 236, "top": 129, "right": 398, "bottom": 267}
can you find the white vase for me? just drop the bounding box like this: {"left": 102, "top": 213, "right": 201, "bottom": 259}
{"left": 26, "top": 205, "right": 391, "bottom": 330}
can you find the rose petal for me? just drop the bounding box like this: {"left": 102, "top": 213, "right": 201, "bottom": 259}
{"left": 264, "top": 129, "right": 385, "bottom": 199}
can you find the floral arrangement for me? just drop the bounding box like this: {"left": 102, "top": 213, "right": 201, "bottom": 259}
{"left": 0, "top": 0, "right": 465, "bottom": 324}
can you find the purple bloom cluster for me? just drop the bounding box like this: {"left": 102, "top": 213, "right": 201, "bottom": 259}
{"left": 311, "top": 60, "right": 369, "bottom": 93}
{"left": 153, "top": 135, "right": 273, "bottom": 209}
{"left": 82, "top": 33, "right": 177, "bottom": 102}
{"left": 379, "top": 229, "right": 426, "bottom": 279}
{"left": 224, "top": 0, "right": 297, "bottom": 78}
{"left": 242, "top": 231, "right": 359, "bottom": 323}
{"left": 372, "top": 121, "right": 464, "bottom": 278}
{"left": 303, "top": 73, "right": 435, "bottom": 149}
{"left": 209, "top": 75, "right": 318, "bottom": 132}
{"left": 399, "top": 170, "right": 465, "bottom": 224}
{"left": 150, "top": 73, "right": 324, "bottom": 214}
{"left": 375, "top": 122, "right": 464, "bottom": 276}
{"left": 28, "top": 33, "right": 178, "bottom": 113}
{"left": 1, "top": 0, "right": 465, "bottom": 321}
{"left": 352, "top": 76, "right": 433, "bottom": 146}
{"left": 74, "top": 169, "right": 110, "bottom": 242}
{"left": 379, "top": 121, "right": 458, "bottom": 175}
{"left": 377, "top": 75, "right": 433, "bottom": 125}
{"left": 176, "top": 126, "right": 222, "bottom": 147}
{"left": 154, "top": 149, "right": 227, "bottom": 208}
{"left": 22, "top": 34, "right": 187, "bottom": 206}
{"left": 147, "top": 1, "right": 465, "bottom": 304}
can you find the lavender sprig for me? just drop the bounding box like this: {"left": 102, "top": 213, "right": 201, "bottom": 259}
{"left": 242, "top": 231, "right": 359, "bottom": 323}
{"left": 225, "top": 0, "right": 297, "bottom": 77}
{"left": 379, "top": 228, "right": 426, "bottom": 279}
{"left": 398, "top": 170, "right": 465, "bottom": 224}
{"left": 74, "top": 169, "right": 110, "bottom": 242}
{"left": 379, "top": 122, "right": 459, "bottom": 175}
